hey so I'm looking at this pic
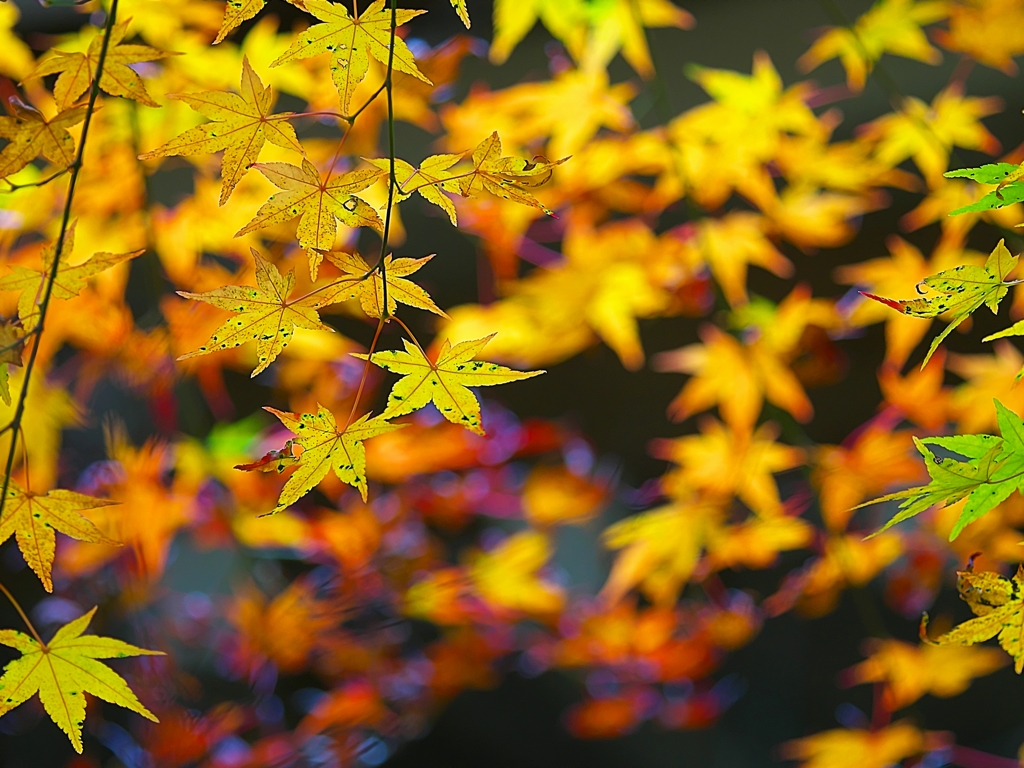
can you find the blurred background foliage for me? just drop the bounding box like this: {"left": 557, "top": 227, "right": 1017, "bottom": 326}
{"left": 4, "top": 0, "right": 1024, "bottom": 767}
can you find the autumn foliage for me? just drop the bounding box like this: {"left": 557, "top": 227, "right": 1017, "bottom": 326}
{"left": 5, "top": 0, "right": 1024, "bottom": 765}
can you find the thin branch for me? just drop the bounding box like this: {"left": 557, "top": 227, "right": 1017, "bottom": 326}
{"left": 0, "top": 0, "right": 120, "bottom": 521}
{"left": 0, "top": 580, "right": 44, "bottom": 646}
{"left": 1, "top": 167, "right": 71, "bottom": 193}
{"left": 376, "top": 0, "right": 399, "bottom": 319}
{"left": 347, "top": 80, "right": 387, "bottom": 124}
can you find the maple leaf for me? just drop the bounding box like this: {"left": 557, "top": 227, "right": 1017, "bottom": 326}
{"left": 0, "top": 222, "right": 143, "bottom": 331}
{"left": 676, "top": 213, "right": 793, "bottom": 307}
{"left": 0, "top": 479, "right": 118, "bottom": 592}
{"left": 600, "top": 498, "right": 722, "bottom": 605}
{"left": 354, "top": 334, "right": 544, "bottom": 436}
{"left": 814, "top": 420, "right": 925, "bottom": 531}
{"left": 176, "top": 248, "right": 344, "bottom": 377}
{"left": 215, "top": 0, "right": 308, "bottom": 44}
{"left": 921, "top": 559, "right": 1024, "bottom": 673}
{"left": 367, "top": 154, "right": 464, "bottom": 225}
{"left": 933, "top": 0, "right": 1024, "bottom": 75}
{"left": 438, "top": 132, "right": 566, "bottom": 216}
{"left": 449, "top": 0, "right": 469, "bottom": 28}
{"left": 0, "top": 101, "right": 86, "bottom": 181}
{"left": 322, "top": 251, "right": 446, "bottom": 319}
{"left": 653, "top": 419, "right": 806, "bottom": 517}
{"left": 780, "top": 722, "right": 927, "bottom": 768}
{"left": 270, "top": 0, "right": 430, "bottom": 115}
{"left": 266, "top": 405, "right": 403, "bottom": 508}
{"left": 25, "top": 20, "right": 170, "bottom": 110}
{"left": 860, "top": 400, "right": 1024, "bottom": 539}
{"left": 859, "top": 85, "right": 1001, "bottom": 185}
{"left": 138, "top": 56, "right": 304, "bottom": 205}
{"left": 0, "top": 608, "right": 162, "bottom": 753}
{"left": 949, "top": 342, "right": 1024, "bottom": 433}
{"left": 845, "top": 638, "right": 1005, "bottom": 709}
{"left": 798, "top": 0, "right": 947, "bottom": 92}
{"left": 861, "top": 239, "right": 1018, "bottom": 367}
{"left": 490, "top": 0, "right": 692, "bottom": 76}
{"left": 236, "top": 160, "right": 383, "bottom": 258}
{"left": 942, "top": 162, "right": 1024, "bottom": 217}
{"left": 0, "top": 317, "right": 25, "bottom": 407}
{"left": 836, "top": 234, "right": 983, "bottom": 366}
{"left": 468, "top": 531, "right": 564, "bottom": 616}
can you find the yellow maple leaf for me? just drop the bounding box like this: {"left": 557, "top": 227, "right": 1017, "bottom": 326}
{"left": 439, "top": 132, "right": 566, "bottom": 216}
{"left": 355, "top": 334, "right": 543, "bottom": 435}
{"left": 655, "top": 419, "right": 805, "bottom": 517}
{"left": 138, "top": 56, "right": 304, "bottom": 204}
{"left": 490, "top": 0, "right": 692, "bottom": 77}
{"left": 922, "top": 560, "right": 1024, "bottom": 673}
{"left": 236, "top": 159, "right": 383, "bottom": 259}
{"left": 949, "top": 341, "right": 1024, "bottom": 433}
{"left": 781, "top": 722, "right": 927, "bottom": 768}
{"left": 270, "top": 0, "right": 430, "bottom": 115}
{"left": 677, "top": 213, "right": 793, "bottom": 307}
{"left": 176, "top": 248, "right": 344, "bottom": 376}
{"left": 0, "top": 317, "right": 25, "bottom": 407}
{"left": 847, "top": 638, "right": 1006, "bottom": 709}
{"left": 322, "top": 250, "right": 447, "bottom": 319}
{"left": 0, "top": 4, "right": 35, "bottom": 81}
{"left": 814, "top": 422, "right": 925, "bottom": 531}
{"left": 468, "top": 531, "right": 565, "bottom": 616}
{"left": 835, "top": 233, "right": 984, "bottom": 366}
{"left": 368, "top": 153, "right": 464, "bottom": 225}
{"left": 0, "top": 479, "right": 118, "bottom": 592}
{"left": 799, "top": 0, "right": 947, "bottom": 92}
{"left": 0, "top": 101, "right": 86, "bottom": 181}
{"left": 600, "top": 498, "right": 721, "bottom": 605}
{"left": 860, "top": 85, "right": 1001, "bottom": 185}
{"left": 25, "top": 20, "right": 171, "bottom": 110}
{"left": 933, "top": 0, "right": 1024, "bottom": 75}
{"left": 656, "top": 322, "right": 812, "bottom": 431}
{"left": 0, "top": 222, "right": 143, "bottom": 332}
{"left": 0, "top": 608, "right": 162, "bottom": 753}
{"left": 449, "top": 0, "right": 469, "bottom": 28}
{"left": 215, "top": 0, "right": 309, "bottom": 44}
{"left": 266, "top": 405, "right": 403, "bottom": 508}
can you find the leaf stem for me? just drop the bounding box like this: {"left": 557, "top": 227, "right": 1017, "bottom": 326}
{"left": 345, "top": 317, "right": 384, "bottom": 429}
{"left": 270, "top": 110, "right": 347, "bottom": 122}
{"left": 0, "top": 0, "right": 120, "bottom": 522}
{"left": 0, "top": 580, "right": 44, "bottom": 646}
{"left": 390, "top": 314, "right": 427, "bottom": 359}
{"left": 16, "top": 426, "right": 29, "bottom": 492}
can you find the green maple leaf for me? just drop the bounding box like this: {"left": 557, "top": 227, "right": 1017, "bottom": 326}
{"left": 946, "top": 163, "right": 1024, "bottom": 216}
{"left": 862, "top": 400, "right": 1024, "bottom": 540}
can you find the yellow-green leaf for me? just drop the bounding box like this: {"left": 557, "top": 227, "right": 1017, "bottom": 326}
{"left": 0, "top": 479, "right": 118, "bottom": 592}
{"left": 265, "top": 405, "right": 403, "bottom": 508}
{"left": 177, "top": 248, "right": 348, "bottom": 376}
{"left": 0, "top": 608, "right": 162, "bottom": 753}
{"left": 270, "top": 0, "right": 430, "bottom": 115}
{"left": 139, "top": 56, "right": 303, "bottom": 204}
{"left": 354, "top": 334, "right": 544, "bottom": 435}
{"left": 323, "top": 251, "right": 447, "bottom": 319}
